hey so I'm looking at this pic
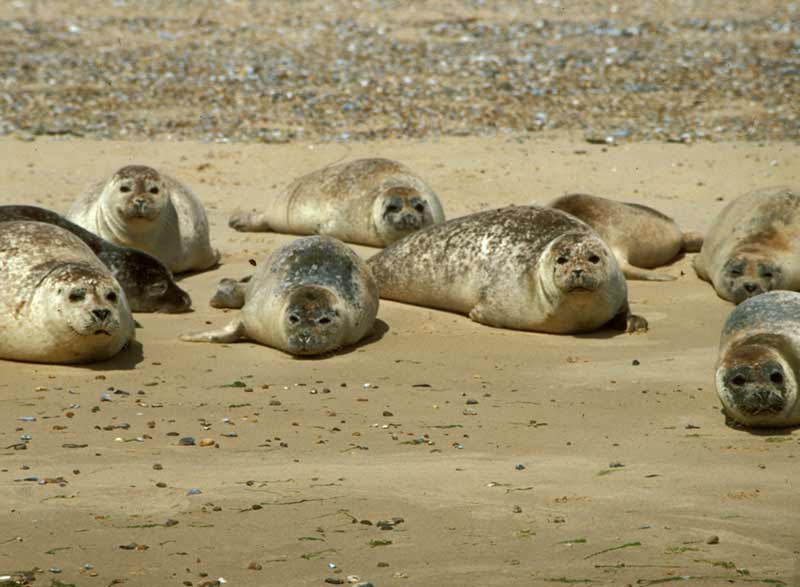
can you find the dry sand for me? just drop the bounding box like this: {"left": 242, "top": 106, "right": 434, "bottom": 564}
{"left": 0, "top": 134, "right": 798, "bottom": 586}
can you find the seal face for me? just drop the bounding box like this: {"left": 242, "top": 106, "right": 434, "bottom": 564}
{"left": 694, "top": 186, "right": 800, "bottom": 303}
{"left": 0, "top": 205, "right": 191, "bottom": 313}
{"left": 67, "top": 165, "right": 219, "bottom": 274}
{"left": 715, "top": 290, "right": 800, "bottom": 428}
{"left": 367, "top": 205, "right": 647, "bottom": 334}
{"left": 180, "top": 236, "right": 379, "bottom": 356}
{"left": 0, "top": 221, "right": 135, "bottom": 364}
{"left": 549, "top": 193, "right": 703, "bottom": 281}
{"left": 228, "top": 158, "right": 445, "bottom": 247}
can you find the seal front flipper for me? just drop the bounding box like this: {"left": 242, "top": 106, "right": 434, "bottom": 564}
{"left": 228, "top": 210, "right": 273, "bottom": 232}
{"left": 620, "top": 262, "right": 677, "bottom": 282}
{"left": 682, "top": 229, "right": 704, "bottom": 253}
{"left": 209, "top": 278, "right": 246, "bottom": 309}
{"left": 180, "top": 318, "right": 246, "bottom": 343}
{"left": 606, "top": 303, "right": 648, "bottom": 333}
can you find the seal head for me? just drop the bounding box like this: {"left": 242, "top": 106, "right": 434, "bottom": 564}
{"left": 282, "top": 285, "right": 344, "bottom": 355}
{"left": 373, "top": 184, "right": 438, "bottom": 244}
{"left": 545, "top": 232, "right": 612, "bottom": 295}
{"left": 716, "top": 256, "right": 784, "bottom": 304}
{"left": 105, "top": 165, "right": 167, "bottom": 224}
{"left": 716, "top": 339, "right": 797, "bottom": 426}
{"left": 102, "top": 247, "right": 191, "bottom": 313}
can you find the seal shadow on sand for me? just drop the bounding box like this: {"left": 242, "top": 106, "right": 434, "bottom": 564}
{"left": 83, "top": 339, "right": 144, "bottom": 371}
{"left": 293, "top": 318, "right": 390, "bottom": 360}
{"left": 725, "top": 415, "right": 799, "bottom": 436}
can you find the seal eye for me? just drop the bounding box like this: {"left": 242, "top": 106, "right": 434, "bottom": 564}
{"left": 588, "top": 254, "right": 600, "bottom": 264}
{"left": 763, "top": 271, "right": 773, "bottom": 278}
{"left": 149, "top": 187, "right": 160, "bottom": 195}
{"left": 106, "top": 292, "right": 118, "bottom": 303}
{"left": 289, "top": 314, "right": 300, "bottom": 324}
{"left": 731, "top": 375, "right": 746, "bottom": 386}
{"left": 120, "top": 186, "right": 131, "bottom": 193}
{"left": 770, "top": 372, "right": 784, "bottom": 384}
{"left": 729, "top": 268, "right": 742, "bottom": 277}
{"left": 69, "top": 290, "right": 85, "bottom": 303}
{"left": 386, "top": 204, "right": 401, "bottom": 214}
{"left": 414, "top": 203, "right": 425, "bottom": 213}
{"left": 556, "top": 256, "right": 568, "bottom": 265}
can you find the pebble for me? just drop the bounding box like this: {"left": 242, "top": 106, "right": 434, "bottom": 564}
{"left": 198, "top": 438, "right": 215, "bottom": 447}
{"left": 187, "top": 488, "right": 202, "bottom": 496}
{"left": 179, "top": 437, "right": 196, "bottom": 446}
{"left": 707, "top": 535, "right": 720, "bottom": 545}
{"left": 515, "top": 464, "right": 526, "bottom": 470}
{"left": 325, "top": 579, "right": 344, "bottom": 585}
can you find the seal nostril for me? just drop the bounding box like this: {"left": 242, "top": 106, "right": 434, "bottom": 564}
{"left": 414, "top": 203, "right": 425, "bottom": 213}
{"left": 588, "top": 254, "right": 600, "bottom": 264}
{"left": 744, "top": 283, "right": 758, "bottom": 293}
{"left": 731, "top": 375, "right": 746, "bottom": 386}
{"left": 770, "top": 372, "right": 784, "bottom": 384}
{"left": 289, "top": 314, "right": 300, "bottom": 324}
{"left": 92, "top": 308, "right": 110, "bottom": 321}
{"left": 557, "top": 256, "right": 568, "bottom": 265}
{"left": 318, "top": 317, "right": 331, "bottom": 325}
{"left": 572, "top": 268, "right": 583, "bottom": 276}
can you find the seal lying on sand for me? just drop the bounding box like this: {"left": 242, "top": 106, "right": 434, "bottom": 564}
{"left": 181, "top": 236, "right": 379, "bottom": 356}
{"left": 549, "top": 193, "right": 703, "bottom": 281}
{"left": 67, "top": 165, "right": 219, "bottom": 274}
{"left": 0, "top": 221, "right": 135, "bottom": 364}
{"left": 694, "top": 186, "right": 800, "bottom": 304}
{"left": 716, "top": 290, "right": 800, "bottom": 428}
{"left": 0, "top": 205, "right": 191, "bottom": 313}
{"left": 228, "top": 158, "right": 445, "bottom": 247}
{"left": 367, "top": 205, "right": 647, "bottom": 334}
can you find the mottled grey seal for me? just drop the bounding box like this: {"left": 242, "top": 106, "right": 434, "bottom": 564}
{"left": 0, "top": 221, "right": 135, "bottom": 364}
{"left": 694, "top": 186, "right": 800, "bottom": 304}
{"left": 367, "top": 205, "right": 647, "bottom": 334}
{"left": 67, "top": 165, "right": 219, "bottom": 274}
{"left": 228, "top": 158, "right": 445, "bottom": 247}
{"left": 549, "top": 193, "right": 703, "bottom": 281}
{"left": 181, "top": 236, "right": 379, "bottom": 355}
{"left": 716, "top": 290, "right": 800, "bottom": 428}
{"left": 0, "top": 205, "right": 191, "bottom": 313}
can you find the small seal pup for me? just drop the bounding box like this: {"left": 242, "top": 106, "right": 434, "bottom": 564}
{"left": 0, "top": 221, "right": 135, "bottom": 364}
{"left": 0, "top": 205, "right": 191, "bottom": 313}
{"left": 67, "top": 165, "right": 219, "bottom": 274}
{"left": 367, "top": 206, "right": 647, "bottom": 334}
{"left": 549, "top": 193, "right": 703, "bottom": 281}
{"left": 228, "top": 158, "right": 445, "bottom": 247}
{"left": 695, "top": 186, "right": 800, "bottom": 304}
{"left": 180, "top": 236, "right": 379, "bottom": 356}
{"left": 716, "top": 290, "right": 800, "bottom": 428}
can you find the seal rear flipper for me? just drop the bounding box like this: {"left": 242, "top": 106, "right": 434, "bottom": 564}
{"left": 179, "top": 317, "right": 245, "bottom": 343}
{"left": 228, "top": 210, "right": 273, "bottom": 233}
{"left": 210, "top": 278, "right": 246, "bottom": 309}
{"left": 681, "top": 229, "right": 704, "bottom": 253}
{"left": 620, "top": 262, "right": 677, "bottom": 282}
{"left": 606, "top": 303, "right": 648, "bottom": 333}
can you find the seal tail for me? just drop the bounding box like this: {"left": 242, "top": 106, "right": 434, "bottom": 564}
{"left": 621, "top": 263, "right": 677, "bottom": 282}
{"left": 682, "top": 229, "right": 704, "bottom": 253}
{"left": 228, "top": 210, "right": 274, "bottom": 233}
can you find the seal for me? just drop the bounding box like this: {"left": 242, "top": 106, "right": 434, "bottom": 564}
{"left": 180, "top": 236, "right": 379, "bottom": 356}
{"left": 67, "top": 165, "right": 219, "bottom": 274}
{"left": 694, "top": 186, "right": 800, "bottom": 304}
{"left": 0, "top": 205, "right": 191, "bottom": 313}
{"left": 367, "top": 205, "right": 647, "bottom": 334}
{"left": 228, "top": 158, "right": 445, "bottom": 247}
{"left": 549, "top": 193, "right": 703, "bottom": 281}
{"left": 0, "top": 221, "right": 135, "bottom": 364}
{"left": 715, "top": 290, "right": 800, "bottom": 428}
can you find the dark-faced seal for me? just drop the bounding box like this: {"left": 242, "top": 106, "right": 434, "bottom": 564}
{"left": 228, "top": 158, "right": 445, "bottom": 247}
{"left": 694, "top": 186, "right": 800, "bottom": 303}
{"left": 0, "top": 205, "right": 191, "bottom": 313}
{"left": 67, "top": 165, "right": 219, "bottom": 274}
{"left": 180, "top": 236, "right": 379, "bottom": 356}
{"left": 367, "top": 206, "right": 647, "bottom": 334}
{"left": 549, "top": 193, "right": 703, "bottom": 281}
{"left": 0, "top": 221, "right": 135, "bottom": 364}
{"left": 716, "top": 290, "right": 800, "bottom": 428}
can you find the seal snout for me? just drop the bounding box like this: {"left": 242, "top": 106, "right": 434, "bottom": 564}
{"left": 719, "top": 347, "right": 792, "bottom": 421}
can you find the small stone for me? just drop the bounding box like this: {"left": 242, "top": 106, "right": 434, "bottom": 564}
{"left": 179, "top": 437, "right": 196, "bottom": 446}
{"left": 247, "top": 562, "right": 262, "bottom": 570}
{"left": 377, "top": 562, "right": 389, "bottom": 568}
{"left": 153, "top": 463, "right": 163, "bottom": 470}
{"left": 609, "top": 461, "right": 625, "bottom": 468}
{"left": 707, "top": 535, "right": 720, "bottom": 545}
{"left": 465, "top": 399, "right": 478, "bottom": 405}
{"left": 325, "top": 578, "right": 345, "bottom": 585}
{"left": 164, "top": 519, "right": 179, "bottom": 527}
{"left": 515, "top": 464, "right": 525, "bottom": 470}
{"left": 49, "top": 568, "right": 62, "bottom": 574}
{"left": 187, "top": 488, "right": 202, "bottom": 495}
{"left": 512, "top": 505, "right": 522, "bottom": 513}
{"left": 198, "top": 438, "right": 215, "bottom": 447}
{"left": 632, "top": 359, "right": 640, "bottom": 366}
{"left": 156, "top": 482, "right": 167, "bottom": 488}
{"left": 382, "top": 411, "right": 393, "bottom": 417}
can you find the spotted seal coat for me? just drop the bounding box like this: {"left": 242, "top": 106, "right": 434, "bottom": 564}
{"left": 694, "top": 186, "right": 800, "bottom": 303}
{"left": 549, "top": 193, "right": 703, "bottom": 281}
{"left": 0, "top": 205, "right": 191, "bottom": 313}
{"left": 228, "top": 158, "right": 445, "bottom": 247}
{"left": 67, "top": 165, "right": 219, "bottom": 274}
{"left": 180, "top": 236, "right": 379, "bottom": 355}
{"left": 0, "top": 221, "right": 135, "bottom": 364}
{"left": 716, "top": 290, "right": 800, "bottom": 428}
{"left": 367, "top": 205, "right": 647, "bottom": 334}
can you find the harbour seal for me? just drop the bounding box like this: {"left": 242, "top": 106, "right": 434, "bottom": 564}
{"left": 367, "top": 205, "right": 647, "bottom": 334}
{"left": 715, "top": 290, "right": 800, "bottom": 428}
{"left": 180, "top": 236, "right": 379, "bottom": 356}
{"left": 228, "top": 158, "right": 445, "bottom": 247}
{"left": 0, "top": 205, "right": 191, "bottom": 313}
{"left": 67, "top": 165, "right": 219, "bottom": 274}
{"left": 549, "top": 193, "right": 703, "bottom": 281}
{"left": 694, "top": 186, "right": 800, "bottom": 304}
{"left": 0, "top": 221, "right": 135, "bottom": 364}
